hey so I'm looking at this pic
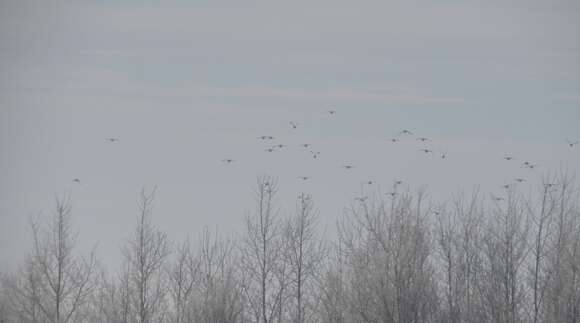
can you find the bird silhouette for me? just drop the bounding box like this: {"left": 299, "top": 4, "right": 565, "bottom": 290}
{"left": 342, "top": 165, "right": 355, "bottom": 170}
{"left": 265, "top": 148, "right": 276, "bottom": 153}
{"left": 386, "top": 192, "right": 397, "bottom": 198}
{"left": 389, "top": 138, "right": 399, "bottom": 143}
{"left": 398, "top": 130, "right": 414, "bottom": 136}
{"left": 504, "top": 156, "right": 515, "bottom": 161}
{"left": 106, "top": 138, "right": 119, "bottom": 143}
{"left": 363, "top": 180, "right": 375, "bottom": 185}
{"left": 566, "top": 139, "right": 579, "bottom": 147}
{"left": 310, "top": 151, "right": 321, "bottom": 159}
{"left": 73, "top": 178, "right": 81, "bottom": 183}
{"left": 222, "top": 159, "right": 235, "bottom": 163}
{"left": 394, "top": 179, "right": 403, "bottom": 186}
{"left": 492, "top": 196, "right": 505, "bottom": 202}
{"left": 525, "top": 163, "right": 538, "bottom": 170}
{"left": 300, "top": 144, "right": 311, "bottom": 148}
{"left": 355, "top": 196, "right": 368, "bottom": 202}
{"left": 328, "top": 110, "right": 336, "bottom": 115}
{"left": 290, "top": 121, "right": 298, "bottom": 129}
{"left": 420, "top": 149, "right": 432, "bottom": 154}
{"left": 258, "top": 136, "right": 275, "bottom": 140}
{"left": 275, "top": 144, "right": 286, "bottom": 149}
{"left": 297, "top": 176, "right": 310, "bottom": 181}
{"left": 440, "top": 151, "right": 447, "bottom": 159}
{"left": 501, "top": 184, "right": 510, "bottom": 189}
{"left": 417, "top": 137, "right": 429, "bottom": 142}
{"left": 514, "top": 178, "right": 526, "bottom": 183}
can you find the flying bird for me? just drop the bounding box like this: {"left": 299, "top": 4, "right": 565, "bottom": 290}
{"left": 522, "top": 161, "right": 538, "bottom": 169}
{"left": 310, "top": 151, "right": 321, "bottom": 159}
{"left": 363, "top": 180, "right": 375, "bottom": 185}
{"left": 290, "top": 121, "right": 298, "bottom": 129}
{"left": 106, "top": 138, "right": 119, "bottom": 143}
{"left": 328, "top": 110, "right": 336, "bottom": 115}
{"left": 492, "top": 196, "right": 505, "bottom": 202}
{"left": 389, "top": 138, "right": 399, "bottom": 143}
{"left": 394, "top": 179, "right": 403, "bottom": 186}
{"left": 297, "top": 176, "right": 310, "bottom": 181}
{"left": 265, "top": 148, "right": 276, "bottom": 153}
{"left": 355, "top": 196, "right": 368, "bottom": 202}
{"left": 440, "top": 151, "right": 447, "bottom": 159}
{"left": 566, "top": 139, "right": 579, "bottom": 147}
{"left": 300, "top": 144, "right": 311, "bottom": 148}
{"left": 419, "top": 149, "right": 432, "bottom": 154}
{"left": 501, "top": 184, "right": 510, "bottom": 189}
{"left": 514, "top": 178, "right": 526, "bottom": 183}
{"left": 258, "top": 136, "right": 275, "bottom": 140}
{"left": 275, "top": 144, "right": 286, "bottom": 149}
{"left": 504, "top": 156, "right": 515, "bottom": 161}
{"left": 342, "top": 165, "right": 355, "bottom": 170}
{"left": 386, "top": 192, "right": 397, "bottom": 198}
{"left": 398, "top": 130, "right": 414, "bottom": 136}
{"left": 72, "top": 178, "right": 81, "bottom": 183}
{"left": 222, "top": 159, "right": 235, "bottom": 163}
{"left": 417, "top": 137, "right": 429, "bottom": 142}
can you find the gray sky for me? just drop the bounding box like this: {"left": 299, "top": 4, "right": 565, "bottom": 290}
{"left": 1, "top": 0, "right": 579, "bottom": 272}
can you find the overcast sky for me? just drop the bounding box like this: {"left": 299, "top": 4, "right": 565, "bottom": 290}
{"left": 1, "top": 0, "right": 579, "bottom": 272}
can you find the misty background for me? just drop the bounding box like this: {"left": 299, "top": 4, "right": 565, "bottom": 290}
{"left": 1, "top": 0, "right": 579, "bottom": 274}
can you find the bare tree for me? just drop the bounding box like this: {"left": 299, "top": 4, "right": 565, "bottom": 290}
{"left": 2, "top": 257, "right": 43, "bottom": 323}
{"left": 122, "top": 188, "right": 170, "bottom": 323}
{"left": 316, "top": 238, "right": 347, "bottom": 323}
{"left": 0, "top": 277, "right": 8, "bottom": 323}
{"left": 542, "top": 172, "right": 580, "bottom": 323}
{"left": 88, "top": 267, "right": 128, "bottom": 323}
{"left": 436, "top": 203, "right": 461, "bottom": 323}
{"left": 435, "top": 190, "right": 486, "bottom": 323}
{"left": 522, "top": 177, "right": 558, "bottom": 323}
{"left": 22, "top": 197, "right": 98, "bottom": 323}
{"left": 192, "top": 229, "right": 243, "bottom": 323}
{"left": 565, "top": 209, "right": 580, "bottom": 323}
{"left": 168, "top": 240, "right": 198, "bottom": 323}
{"left": 283, "top": 193, "right": 326, "bottom": 323}
{"left": 338, "top": 191, "right": 439, "bottom": 323}
{"left": 239, "top": 176, "right": 285, "bottom": 323}
{"left": 478, "top": 190, "right": 530, "bottom": 323}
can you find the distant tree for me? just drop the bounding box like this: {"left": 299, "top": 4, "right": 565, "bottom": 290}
{"left": 239, "top": 176, "right": 285, "bottom": 323}
{"left": 2, "top": 258, "right": 42, "bottom": 323}
{"left": 192, "top": 229, "right": 242, "bottom": 323}
{"left": 524, "top": 177, "right": 558, "bottom": 323}
{"left": 316, "top": 239, "right": 347, "bottom": 323}
{"left": 34, "top": 197, "right": 98, "bottom": 323}
{"left": 2, "top": 197, "right": 98, "bottom": 323}
{"left": 283, "top": 194, "right": 326, "bottom": 323}
{"left": 543, "top": 173, "right": 580, "bottom": 323}
{"left": 122, "top": 188, "right": 170, "bottom": 323}
{"left": 339, "top": 191, "right": 439, "bottom": 323}
{"left": 478, "top": 190, "right": 530, "bottom": 323}
{"left": 435, "top": 190, "right": 485, "bottom": 323}
{"left": 168, "top": 240, "right": 198, "bottom": 323}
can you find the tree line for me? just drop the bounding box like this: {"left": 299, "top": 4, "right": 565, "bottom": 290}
{"left": 1, "top": 173, "right": 579, "bottom": 323}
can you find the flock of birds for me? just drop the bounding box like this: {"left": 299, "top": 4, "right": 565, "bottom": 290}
{"left": 71, "top": 110, "right": 578, "bottom": 205}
